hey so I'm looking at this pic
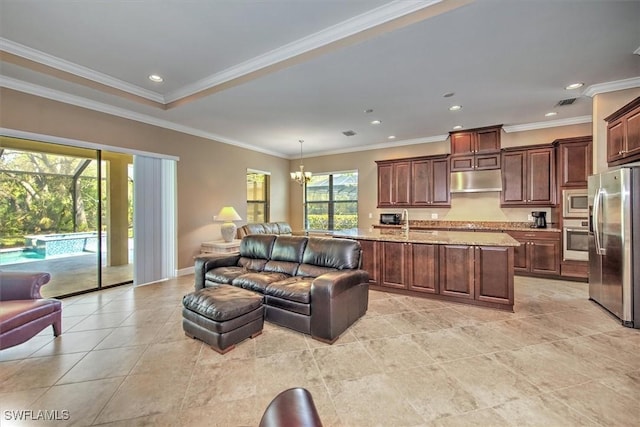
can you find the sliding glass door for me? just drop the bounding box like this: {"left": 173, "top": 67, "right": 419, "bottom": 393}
{"left": 0, "top": 137, "right": 133, "bottom": 297}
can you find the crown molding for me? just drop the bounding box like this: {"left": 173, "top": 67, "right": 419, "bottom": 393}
{"left": 583, "top": 77, "right": 640, "bottom": 98}
{"left": 164, "top": 0, "right": 445, "bottom": 103}
{"left": 503, "top": 115, "right": 592, "bottom": 133}
{"left": 1, "top": 38, "right": 165, "bottom": 103}
{"left": 0, "top": 127, "right": 180, "bottom": 161}
{"left": 298, "top": 134, "right": 448, "bottom": 159}
{"left": 0, "top": 76, "right": 287, "bottom": 158}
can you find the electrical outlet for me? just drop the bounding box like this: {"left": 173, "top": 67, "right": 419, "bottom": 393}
{"left": 431, "top": 213, "right": 438, "bottom": 219}
{"left": 213, "top": 215, "right": 217, "bottom": 221}
{"left": 368, "top": 212, "right": 373, "bottom": 219}
{"left": 527, "top": 214, "right": 533, "bottom": 221}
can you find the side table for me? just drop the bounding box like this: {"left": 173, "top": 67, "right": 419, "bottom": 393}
{"left": 201, "top": 240, "right": 241, "bottom": 255}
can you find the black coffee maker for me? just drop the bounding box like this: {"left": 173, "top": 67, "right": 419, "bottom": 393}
{"left": 531, "top": 211, "right": 547, "bottom": 228}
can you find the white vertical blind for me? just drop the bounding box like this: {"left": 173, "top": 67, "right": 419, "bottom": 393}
{"left": 133, "top": 156, "right": 177, "bottom": 285}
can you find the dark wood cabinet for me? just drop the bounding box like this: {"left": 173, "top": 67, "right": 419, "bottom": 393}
{"left": 380, "top": 241, "right": 407, "bottom": 289}
{"left": 358, "top": 239, "right": 380, "bottom": 285}
{"left": 606, "top": 96, "right": 640, "bottom": 166}
{"left": 438, "top": 245, "right": 474, "bottom": 300}
{"left": 507, "top": 230, "right": 560, "bottom": 276}
{"left": 377, "top": 160, "right": 410, "bottom": 207}
{"left": 407, "top": 243, "right": 439, "bottom": 294}
{"left": 411, "top": 156, "right": 450, "bottom": 206}
{"left": 352, "top": 236, "right": 514, "bottom": 310}
{"left": 450, "top": 125, "right": 501, "bottom": 172}
{"left": 450, "top": 125, "right": 501, "bottom": 155}
{"left": 555, "top": 136, "right": 592, "bottom": 188}
{"left": 475, "top": 246, "right": 514, "bottom": 306}
{"left": 377, "top": 155, "right": 450, "bottom": 208}
{"left": 501, "top": 145, "right": 556, "bottom": 206}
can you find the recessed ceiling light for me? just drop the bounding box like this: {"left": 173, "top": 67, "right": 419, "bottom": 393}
{"left": 148, "top": 74, "right": 164, "bottom": 83}
{"left": 443, "top": 92, "right": 455, "bottom": 98}
{"left": 565, "top": 82, "right": 584, "bottom": 90}
{"left": 364, "top": 109, "right": 374, "bottom": 114}
{"left": 388, "top": 135, "right": 396, "bottom": 140}
{"left": 545, "top": 112, "right": 558, "bottom": 117}
{"left": 449, "top": 105, "right": 462, "bottom": 111}
{"left": 453, "top": 125, "right": 463, "bottom": 130}
{"left": 371, "top": 120, "right": 382, "bottom": 125}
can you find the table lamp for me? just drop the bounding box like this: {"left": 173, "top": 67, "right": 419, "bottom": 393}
{"left": 217, "top": 206, "right": 242, "bottom": 242}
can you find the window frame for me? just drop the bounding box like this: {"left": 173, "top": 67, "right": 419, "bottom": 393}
{"left": 304, "top": 170, "right": 358, "bottom": 231}
{"left": 246, "top": 169, "right": 270, "bottom": 223}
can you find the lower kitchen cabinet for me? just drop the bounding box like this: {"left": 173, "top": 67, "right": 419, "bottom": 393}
{"left": 357, "top": 238, "right": 514, "bottom": 310}
{"left": 380, "top": 241, "right": 407, "bottom": 289}
{"left": 358, "top": 239, "right": 380, "bottom": 285}
{"left": 507, "top": 230, "right": 560, "bottom": 276}
{"left": 439, "top": 245, "right": 474, "bottom": 299}
{"left": 475, "top": 246, "right": 514, "bottom": 306}
{"left": 408, "top": 242, "right": 439, "bottom": 294}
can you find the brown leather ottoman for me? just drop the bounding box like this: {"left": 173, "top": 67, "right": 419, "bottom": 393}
{"left": 182, "top": 285, "right": 264, "bottom": 354}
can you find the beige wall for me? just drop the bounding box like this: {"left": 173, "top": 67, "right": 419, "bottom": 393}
{"left": 1, "top": 89, "right": 290, "bottom": 270}
{"left": 291, "top": 122, "right": 592, "bottom": 230}
{"left": 592, "top": 87, "right": 640, "bottom": 174}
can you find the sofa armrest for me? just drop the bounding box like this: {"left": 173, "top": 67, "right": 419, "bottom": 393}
{"left": 311, "top": 270, "right": 369, "bottom": 298}
{"left": 194, "top": 254, "right": 241, "bottom": 290}
{"left": 0, "top": 271, "right": 51, "bottom": 300}
{"left": 310, "top": 269, "right": 369, "bottom": 342}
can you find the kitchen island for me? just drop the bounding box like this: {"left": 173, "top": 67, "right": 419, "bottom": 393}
{"left": 334, "top": 228, "right": 520, "bottom": 311}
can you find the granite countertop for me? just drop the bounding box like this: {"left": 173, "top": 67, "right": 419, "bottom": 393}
{"left": 334, "top": 228, "right": 520, "bottom": 247}
{"left": 374, "top": 220, "right": 561, "bottom": 233}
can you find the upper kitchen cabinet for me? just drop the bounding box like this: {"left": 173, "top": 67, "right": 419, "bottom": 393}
{"left": 376, "top": 155, "right": 450, "bottom": 208}
{"left": 450, "top": 125, "right": 502, "bottom": 171}
{"left": 555, "top": 136, "right": 592, "bottom": 188}
{"left": 377, "top": 160, "right": 411, "bottom": 207}
{"left": 411, "top": 155, "right": 450, "bottom": 206}
{"left": 606, "top": 96, "right": 640, "bottom": 166}
{"left": 501, "top": 144, "right": 556, "bottom": 206}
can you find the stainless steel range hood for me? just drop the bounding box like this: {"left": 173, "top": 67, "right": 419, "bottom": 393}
{"left": 450, "top": 169, "right": 502, "bottom": 193}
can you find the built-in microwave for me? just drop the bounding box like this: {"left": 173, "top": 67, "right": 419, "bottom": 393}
{"left": 563, "top": 189, "right": 589, "bottom": 218}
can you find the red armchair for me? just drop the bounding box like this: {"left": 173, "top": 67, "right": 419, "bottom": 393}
{"left": 0, "top": 271, "right": 62, "bottom": 350}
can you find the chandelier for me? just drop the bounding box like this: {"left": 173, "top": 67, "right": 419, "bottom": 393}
{"left": 290, "top": 139, "right": 312, "bottom": 185}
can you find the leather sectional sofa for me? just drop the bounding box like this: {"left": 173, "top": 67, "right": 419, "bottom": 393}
{"left": 236, "top": 222, "right": 292, "bottom": 239}
{"left": 194, "top": 234, "right": 369, "bottom": 343}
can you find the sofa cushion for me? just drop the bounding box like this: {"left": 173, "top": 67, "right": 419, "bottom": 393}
{"left": 239, "top": 258, "right": 268, "bottom": 272}
{"left": 265, "top": 277, "right": 312, "bottom": 304}
{"left": 271, "top": 236, "right": 307, "bottom": 263}
{"left": 264, "top": 296, "right": 311, "bottom": 316}
{"left": 296, "top": 264, "right": 337, "bottom": 278}
{"left": 302, "top": 237, "right": 361, "bottom": 270}
{"left": 0, "top": 299, "right": 62, "bottom": 333}
{"left": 205, "top": 267, "right": 247, "bottom": 284}
{"left": 233, "top": 272, "right": 291, "bottom": 293}
{"left": 240, "top": 235, "right": 277, "bottom": 259}
{"left": 183, "top": 285, "right": 263, "bottom": 322}
{"left": 264, "top": 260, "right": 299, "bottom": 276}
{"left": 275, "top": 222, "right": 293, "bottom": 235}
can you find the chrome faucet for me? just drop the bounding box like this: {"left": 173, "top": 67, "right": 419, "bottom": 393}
{"left": 401, "top": 209, "right": 409, "bottom": 233}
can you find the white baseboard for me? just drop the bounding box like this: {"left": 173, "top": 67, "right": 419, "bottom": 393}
{"left": 177, "top": 266, "right": 195, "bottom": 276}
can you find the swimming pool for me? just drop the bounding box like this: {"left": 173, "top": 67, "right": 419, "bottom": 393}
{"left": 0, "top": 248, "right": 45, "bottom": 265}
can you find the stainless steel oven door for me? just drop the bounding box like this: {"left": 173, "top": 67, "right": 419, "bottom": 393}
{"left": 563, "top": 221, "right": 589, "bottom": 261}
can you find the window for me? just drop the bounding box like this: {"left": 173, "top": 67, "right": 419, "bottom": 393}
{"left": 246, "top": 171, "right": 270, "bottom": 223}
{"left": 305, "top": 171, "right": 358, "bottom": 231}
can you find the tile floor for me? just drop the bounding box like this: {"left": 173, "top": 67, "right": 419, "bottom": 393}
{"left": 1, "top": 275, "right": 639, "bottom": 426}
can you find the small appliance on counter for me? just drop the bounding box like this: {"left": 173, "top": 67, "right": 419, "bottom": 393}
{"left": 531, "top": 211, "right": 547, "bottom": 228}
{"left": 380, "top": 213, "right": 401, "bottom": 225}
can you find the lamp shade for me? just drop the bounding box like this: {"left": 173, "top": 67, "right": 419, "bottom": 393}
{"left": 216, "top": 206, "right": 242, "bottom": 242}
{"left": 216, "top": 206, "right": 242, "bottom": 222}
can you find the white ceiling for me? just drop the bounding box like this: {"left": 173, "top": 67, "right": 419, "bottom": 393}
{"left": 1, "top": 0, "right": 639, "bottom": 158}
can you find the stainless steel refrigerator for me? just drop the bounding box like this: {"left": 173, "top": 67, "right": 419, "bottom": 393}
{"left": 588, "top": 166, "right": 640, "bottom": 328}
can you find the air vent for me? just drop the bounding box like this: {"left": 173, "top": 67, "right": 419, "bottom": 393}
{"left": 556, "top": 98, "right": 577, "bottom": 106}
{"left": 342, "top": 130, "right": 356, "bottom": 136}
